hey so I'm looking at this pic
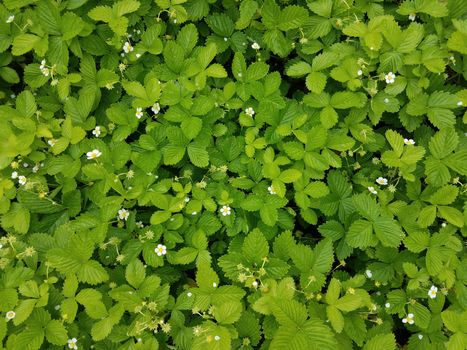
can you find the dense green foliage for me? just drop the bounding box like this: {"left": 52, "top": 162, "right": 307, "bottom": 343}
{"left": 0, "top": 0, "right": 466, "bottom": 349}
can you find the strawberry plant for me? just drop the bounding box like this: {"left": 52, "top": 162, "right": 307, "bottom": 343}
{"left": 0, "top": 0, "right": 466, "bottom": 349}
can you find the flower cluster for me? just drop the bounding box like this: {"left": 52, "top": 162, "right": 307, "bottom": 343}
{"left": 245, "top": 107, "right": 255, "bottom": 117}
{"left": 86, "top": 149, "right": 102, "bottom": 160}
{"left": 39, "top": 59, "right": 50, "bottom": 77}
{"left": 123, "top": 41, "right": 134, "bottom": 54}
{"left": 155, "top": 244, "right": 167, "bottom": 256}
{"left": 220, "top": 205, "right": 231, "bottom": 216}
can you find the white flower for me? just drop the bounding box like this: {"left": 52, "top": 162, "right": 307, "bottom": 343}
{"left": 11, "top": 171, "right": 18, "bottom": 179}
{"left": 154, "top": 244, "right": 167, "bottom": 256}
{"left": 41, "top": 67, "right": 50, "bottom": 77}
{"left": 23, "top": 163, "right": 29, "bottom": 168}
{"left": 135, "top": 53, "right": 141, "bottom": 58}
{"left": 184, "top": 197, "right": 190, "bottom": 202}
{"left": 357, "top": 70, "right": 363, "bottom": 76}
{"left": 385, "top": 72, "right": 396, "bottom": 84}
{"left": 251, "top": 42, "right": 260, "bottom": 50}
{"left": 118, "top": 208, "right": 129, "bottom": 221}
{"left": 18, "top": 176, "right": 27, "bottom": 186}
{"left": 212, "top": 282, "right": 217, "bottom": 288}
{"left": 67, "top": 338, "right": 78, "bottom": 350}
{"left": 191, "top": 211, "right": 197, "bottom": 215}
{"left": 92, "top": 126, "right": 101, "bottom": 137}
{"left": 245, "top": 107, "right": 255, "bottom": 117}
{"left": 6, "top": 311, "right": 15, "bottom": 320}
{"left": 40, "top": 59, "right": 46, "bottom": 69}
{"left": 151, "top": 103, "right": 161, "bottom": 115}
{"left": 367, "top": 186, "right": 377, "bottom": 195}
{"left": 54, "top": 305, "right": 61, "bottom": 310}
{"left": 136, "top": 221, "right": 144, "bottom": 228}
{"left": 135, "top": 107, "right": 143, "bottom": 119}
{"left": 220, "top": 205, "right": 231, "bottom": 216}
{"left": 32, "top": 164, "right": 40, "bottom": 173}
{"left": 409, "top": 13, "right": 416, "bottom": 21}
{"left": 428, "top": 285, "right": 438, "bottom": 299}
{"left": 441, "top": 222, "right": 447, "bottom": 227}
{"left": 224, "top": 37, "right": 228, "bottom": 41}
{"left": 365, "top": 269, "right": 373, "bottom": 278}
{"left": 187, "top": 292, "right": 192, "bottom": 297}
{"left": 6, "top": 15, "right": 14, "bottom": 23}
{"left": 48, "top": 138, "right": 57, "bottom": 147}
{"left": 376, "top": 177, "right": 388, "bottom": 185}
{"left": 86, "top": 149, "right": 102, "bottom": 160}
{"left": 384, "top": 98, "right": 389, "bottom": 104}
{"left": 402, "top": 313, "right": 414, "bottom": 325}
{"left": 252, "top": 280, "right": 258, "bottom": 288}
{"left": 458, "top": 101, "right": 463, "bottom": 106}
{"left": 123, "top": 42, "right": 134, "bottom": 53}
{"left": 404, "top": 138, "right": 415, "bottom": 145}
{"left": 268, "top": 185, "right": 276, "bottom": 195}
{"left": 385, "top": 303, "right": 390, "bottom": 308}
{"left": 418, "top": 334, "right": 423, "bottom": 340}
{"left": 214, "top": 335, "right": 221, "bottom": 341}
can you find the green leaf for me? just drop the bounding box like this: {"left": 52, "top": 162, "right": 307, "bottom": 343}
{"left": 373, "top": 216, "right": 404, "bottom": 247}
{"left": 213, "top": 301, "right": 242, "bottom": 324}
{"left": 408, "top": 302, "right": 431, "bottom": 329}
{"left": 270, "top": 299, "right": 308, "bottom": 326}
{"left": 312, "top": 238, "right": 333, "bottom": 274}
{"left": 181, "top": 117, "right": 203, "bottom": 140}
{"left": 88, "top": 5, "right": 113, "bottom": 22}
{"left": 260, "top": 205, "right": 278, "bottom": 226}
{"left": 429, "top": 185, "right": 458, "bottom": 205}
{"left": 279, "top": 5, "right": 308, "bottom": 31}
{"left": 242, "top": 229, "right": 269, "bottom": 264}
{"left": 286, "top": 62, "right": 311, "bottom": 77}
{"left": 12, "top": 34, "right": 41, "bottom": 56}
{"left": 45, "top": 320, "right": 68, "bottom": 345}
{"left": 438, "top": 206, "right": 464, "bottom": 227}
{"left": 306, "top": 71, "right": 327, "bottom": 94}
{"left": 279, "top": 169, "right": 302, "bottom": 183}
{"left": 363, "top": 333, "right": 396, "bottom": 350}
{"left": 77, "top": 260, "right": 109, "bottom": 285}
{"left": 125, "top": 259, "right": 146, "bottom": 288}
{"left": 76, "top": 289, "right": 108, "bottom": 319}
{"left": 150, "top": 211, "right": 171, "bottom": 225}
{"left": 114, "top": 0, "right": 140, "bottom": 16}
{"left": 326, "top": 306, "right": 344, "bottom": 333}
{"left": 331, "top": 92, "right": 366, "bottom": 109}
{"left": 187, "top": 143, "right": 209, "bottom": 167}
{"left": 196, "top": 263, "right": 219, "bottom": 290}
{"left": 236, "top": 0, "right": 258, "bottom": 29}
{"left": 10, "top": 324, "right": 44, "bottom": 350}
{"left": 245, "top": 62, "right": 268, "bottom": 82}
{"left": 347, "top": 219, "right": 375, "bottom": 248}
{"left": 320, "top": 105, "right": 338, "bottom": 129}
{"left": 385, "top": 130, "right": 404, "bottom": 157}
{"left": 173, "top": 247, "right": 199, "bottom": 264}
{"left": 334, "top": 294, "right": 362, "bottom": 312}
{"left": 12, "top": 299, "right": 36, "bottom": 325}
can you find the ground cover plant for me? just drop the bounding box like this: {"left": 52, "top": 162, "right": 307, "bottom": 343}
{"left": 0, "top": 0, "right": 466, "bottom": 349}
